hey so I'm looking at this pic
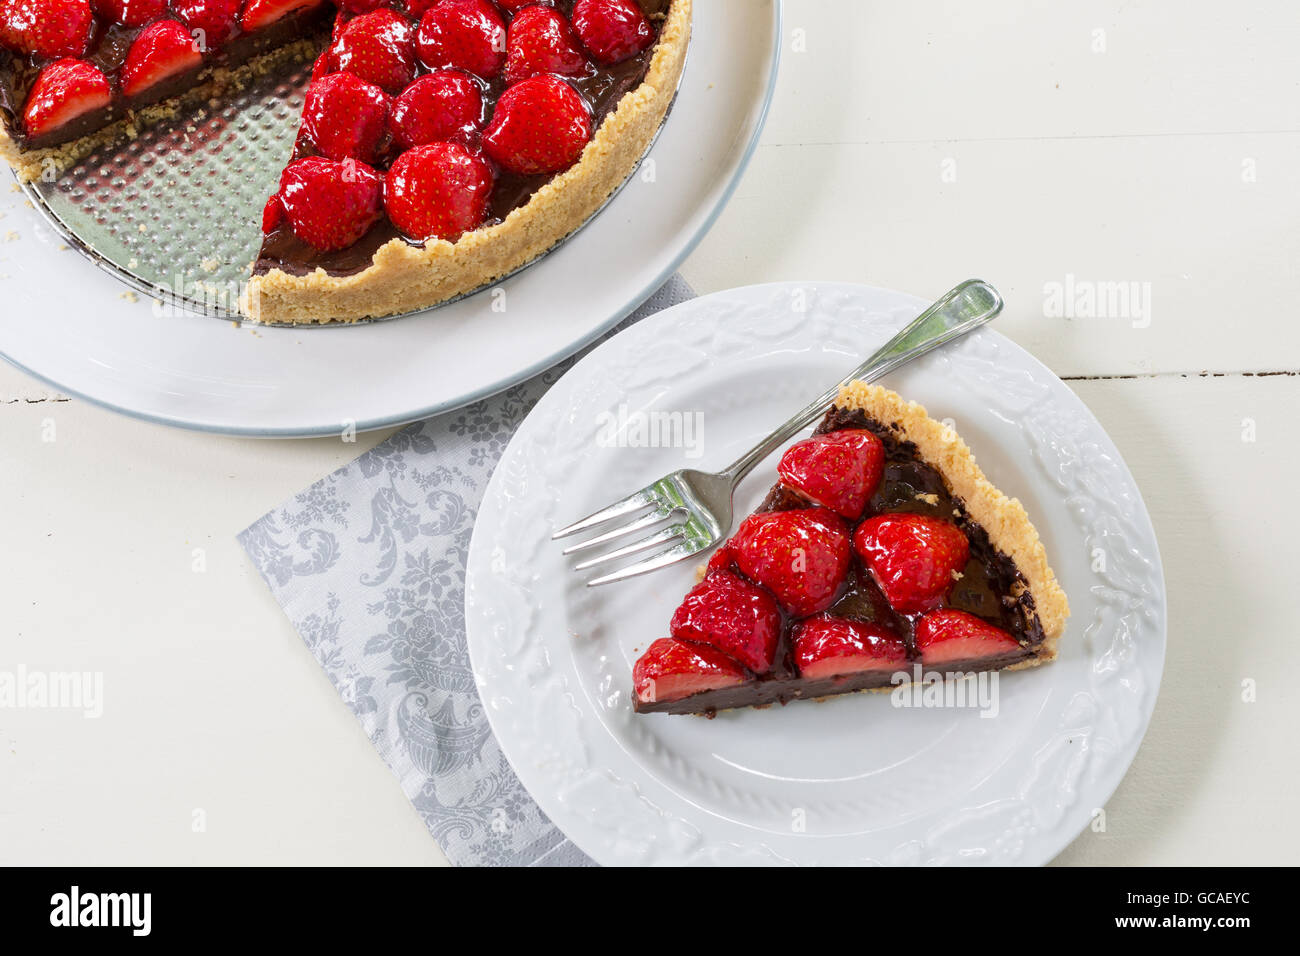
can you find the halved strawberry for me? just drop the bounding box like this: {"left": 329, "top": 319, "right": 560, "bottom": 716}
{"left": 21, "top": 58, "right": 111, "bottom": 139}
{"left": 777, "top": 428, "right": 884, "bottom": 520}
{"left": 853, "top": 513, "right": 970, "bottom": 614}
{"left": 327, "top": 7, "right": 416, "bottom": 95}
{"left": 388, "top": 70, "right": 483, "bottom": 149}
{"left": 277, "top": 156, "right": 383, "bottom": 250}
{"left": 572, "top": 0, "right": 653, "bottom": 65}
{"left": 503, "top": 3, "right": 589, "bottom": 84}
{"left": 632, "top": 638, "right": 746, "bottom": 705}
{"left": 730, "top": 508, "right": 851, "bottom": 618}
{"left": 301, "top": 70, "right": 390, "bottom": 162}
{"left": 792, "top": 614, "right": 908, "bottom": 680}
{"left": 121, "top": 20, "right": 203, "bottom": 99}
{"left": 482, "top": 73, "right": 590, "bottom": 175}
{"left": 915, "top": 609, "right": 1021, "bottom": 666}
{"left": 261, "top": 193, "right": 284, "bottom": 233}
{"left": 239, "top": 0, "right": 325, "bottom": 33}
{"left": 416, "top": 0, "right": 505, "bottom": 79}
{"left": 92, "top": 0, "right": 164, "bottom": 27}
{"left": 173, "top": 0, "right": 240, "bottom": 51}
{"left": 0, "top": 0, "right": 94, "bottom": 59}
{"left": 384, "top": 141, "right": 493, "bottom": 241}
{"left": 670, "top": 569, "right": 781, "bottom": 674}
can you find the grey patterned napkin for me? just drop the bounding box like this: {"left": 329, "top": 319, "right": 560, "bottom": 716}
{"left": 238, "top": 275, "right": 695, "bottom": 867}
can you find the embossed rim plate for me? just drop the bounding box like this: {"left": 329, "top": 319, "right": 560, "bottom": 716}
{"left": 0, "top": 0, "right": 780, "bottom": 436}
{"left": 464, "top": 281, "right": 1168, "bottom": 866}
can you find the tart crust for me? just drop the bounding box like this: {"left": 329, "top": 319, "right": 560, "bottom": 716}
{"left": 242, "top": 0, "right": 693, "bottom": 324}
{"left": 835, "top": 381, "right": 1070, "bottom": 665}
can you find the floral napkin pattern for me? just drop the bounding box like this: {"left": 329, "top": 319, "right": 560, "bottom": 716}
{"left": 238, "top": 276, "right": 695, "bottom": 866}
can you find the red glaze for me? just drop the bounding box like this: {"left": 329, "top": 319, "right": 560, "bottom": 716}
{"left": 383, "top": 141, "right": 493, "bottom": 241}
{"left": 328, "top": 8, "right": 417, "bottom": 94}
{"left": 416, "top": 0, "right": 505, "bottom": 78}
{"left": 669, "top": 569, "right": 781, "bottom": 674}
{"left": 239, "top": 0, "right": 324, "bottom": 33}
{"left": 387, "top": 70, "right": 483, "bottom": 149}
{"left": 482, "top": 73, "right": 590, "bottom": 175}
{"left": 730, "top": 508, "right": 851, "bottom": 618}
{"left": 853, "top": 513, "right": 969, "bottom": 614}
{"left": 21, "top": 57, "right": 110, "bottom": 137}
{"left": 915, "top": 608, "right": 1021, "bottom": 665}
{"left": 503, "top": 4, "right": 588, "bottom": 84}
{"left": 777, "top": 428, "right": 884, "bottom": 520}
{"left": 0, "top": 0, "right": 94, "bottom": 59}
{"left": 792, "top": 614, "right": 908, "bottom": 679}
{"left": 633, "top": 638, "right": 746, "bottom": 704}
{"left": 173, "top": 0, "right": 240, "bottom": 50}
{"left": 572, "top": 0, "right": 653, "bottom": 65}
{"left": 301, "top": 70, "right": 391, "bottom": 163}
{"left": 120, "top": 20, "right": 204, "bottom": 99}
{"left": 277, "top": 156, "right": 384, "bottom": 250}
{"left": 93, "top": 0, "right": 164, "bottom": 27}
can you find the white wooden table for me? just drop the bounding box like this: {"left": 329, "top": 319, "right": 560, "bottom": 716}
{"left": 2, "top": 0, "right": 1296, "bottom": 865}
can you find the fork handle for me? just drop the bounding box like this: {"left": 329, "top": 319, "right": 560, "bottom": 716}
{"left": 721, "top": 279, "right": 1004, "bottom": 482}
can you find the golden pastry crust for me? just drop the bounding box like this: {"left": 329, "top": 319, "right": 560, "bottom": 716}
{"left": 0, "top": 38, "right": 321, "bottom": 184}
{"left": 835, "top": 381, "right": 1070, "bottom": 663}
{"left": 241, "top": 0, "right": 692, "bottom": 324}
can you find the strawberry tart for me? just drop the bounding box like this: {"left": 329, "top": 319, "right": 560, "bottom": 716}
{"left": 0, "top": 0, "right": 691, "bottom": 323}
{"left": 633, "top": 382, "right": 1071, "bottom": 716}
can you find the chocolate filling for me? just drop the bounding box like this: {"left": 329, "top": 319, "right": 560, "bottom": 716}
{"left": 635, "top": 405, "right": 1047, "bottom": 716}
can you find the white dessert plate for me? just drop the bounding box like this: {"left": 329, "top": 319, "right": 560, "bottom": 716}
{"left": 0, "top": 0, "right": 780, "bottom": 436}
{"left": 464, "top": 281, "right": 1167, "bottom": 866}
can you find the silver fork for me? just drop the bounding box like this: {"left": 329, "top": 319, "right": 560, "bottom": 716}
{"left": 553, "top": 278, "right": 1004, "bottom": 586}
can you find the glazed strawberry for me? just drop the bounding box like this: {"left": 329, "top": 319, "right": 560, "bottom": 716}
{"left": 632, "top": 638, "right": 746, "bottom": 705}
{"left": 239, "top": 0, "right": 325, "bottom": 33}
{"left": 173, "top": 0, "right": 240, "bottom": 50}
{"left": 503, "top": 4, "right": 589, "bottom": 84}
{"left": 21, "top": 58, "right": 111, "bottom": 139}
{"left": 495, "top": 0, "right": 537, "bottom": 12}
{"left": 328, "top": 8, "right": 417, "bottom": 95}
{"left": 121, "top": 20, "right": 204, "bottom": 99}
{"left": 261, "top": 193, "right": 284, "bottom": 233}
{"left": 334, "top": 0, "right": 385, "bottom": 12}
{"left": 853, "top": 513, "right": 970, "bottom": 614}
{"left": 792, "top": 615, "right": 908, "bottom": 680}
{"left": 301, "top": 71, "right": 390, "bottom": 163}
{"left": 416, "top": 0, "right": 506, "bottom": 79}
{"left": 915, "top": 609, "right": 1021, "bottom": 666}
{"left": 92, "top": 0, "right": 164, "bottom": 27}
{"left": 730, "top": 508, "right": 851, "bottom": 618}
{"left": 705, "top": 542, "right": 737, "bottom": 576}
{"left": 384, "top": 141, "right": 493, "bottom": 241}
{"left": 777, "top": 429, "right": 884, "bottom": 520}
{"left": 0, "top": 0, "right": 94, "bottom": 59}
{"left": 277, "top": 156, "right": 383, "bottom": 250}
{"left": 388, "top": 70, "right": 483, "bottom": 149}
{"left": 572, "top": 0, "right": 653, "bottom": 65}
{"left": 482, "top": 73, "right": 590, "bottom": 175}
{"left": 669, "top": 569, "right": 781, "bottom": 674}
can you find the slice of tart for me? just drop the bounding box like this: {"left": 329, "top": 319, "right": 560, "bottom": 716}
{"left": 0, "top": 0, "right": 691, "bottom": 324}
{"left": 632, "top": 382, "right": 1070, "bottom": 717}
